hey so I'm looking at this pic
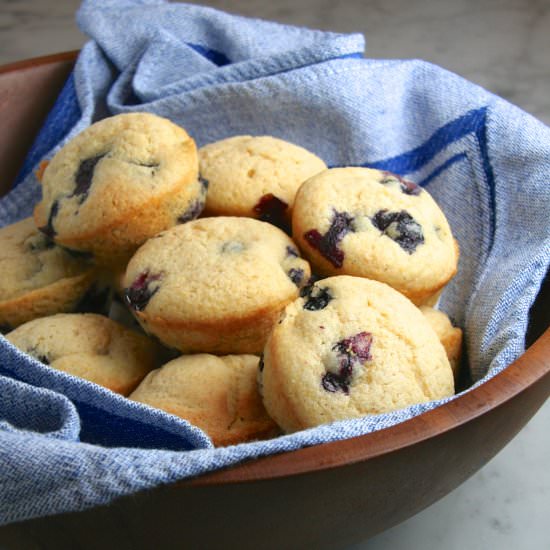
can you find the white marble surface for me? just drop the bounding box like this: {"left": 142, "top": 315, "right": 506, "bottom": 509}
{"left": 353, "top": 402, "right": 550, "bottom": 550}
{"left": 0, "top": 1, "right": 548, "bottom": 548}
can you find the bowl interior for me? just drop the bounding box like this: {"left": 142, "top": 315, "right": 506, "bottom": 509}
{"left": 0, "top": 53, "right": 548, "bottom": 547}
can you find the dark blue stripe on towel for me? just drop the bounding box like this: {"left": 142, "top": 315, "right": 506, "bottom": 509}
{"left": 187, "top": 42, "right": 231, "bottom": 66}
{"left": 364, "top": 107, "right": 488, "bottom": 175}
{"left": 13, "top": 73, "right": 82, "bottom": 187}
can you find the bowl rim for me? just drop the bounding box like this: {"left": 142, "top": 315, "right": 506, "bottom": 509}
{"left": 190, "top": 328, "right": 550, "bottom": 485}
{"left": 1, "top": 51, "right": 549, "bottom": 488}
{"left": 0, "top": 50, "right": 81, "bottom": 76}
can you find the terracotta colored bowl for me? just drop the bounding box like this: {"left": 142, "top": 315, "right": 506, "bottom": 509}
{"left": 0, "top": 53, "right": 548, "bottom": 550}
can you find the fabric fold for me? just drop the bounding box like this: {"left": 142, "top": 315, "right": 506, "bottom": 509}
{"left": 0, "top": 339, "right": 213, "bottom": 451}
{"left": 0, "top": 375, "right": 81, "bottom": 440}
{"left": 0, "top": 0, "right": 548, "bottom": 525}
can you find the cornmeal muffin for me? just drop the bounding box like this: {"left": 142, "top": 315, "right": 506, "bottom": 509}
{"left": 199, "top": 135, "right": 326, "bottom": 230}
{"left": 292, "top": 167, "right": 459, "bottom": 305}
{"left": 34, "top": 112, "right": 201, "bottom": 265}
{"left": 0, "top": 217, "right": 102, "bottom": 330}
{"left": 122, "top": 216, "right": 311, "bottom": 354}
{"left": 130, "top": 354, "right": 279, "bottom": 447}
{"left": 6, "top": 313, "right": 160, "bottom": 395}
{"left": 260, "top": 276, "right": 454, "bottom": 433}
{"left": 420, "top": 306, "right": 463, "bottom": 380}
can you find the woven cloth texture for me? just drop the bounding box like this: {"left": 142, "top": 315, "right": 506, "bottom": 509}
{"left": 0, "top": 0, "right": 548, "bottom": 525}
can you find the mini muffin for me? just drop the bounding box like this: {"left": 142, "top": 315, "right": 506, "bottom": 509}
{"left": 260, "top": 276, "right": 454, "bottom": 433}
{"left": 292, "top": 167, "right": 459, "bottom": 305}
{"left": 122, "top": 216, "right": 311, "bottom": 354}
{"left": 422, "top": 288, "right": 443, "bottom": 307}
{"left": 199, "top": 135, "right": 326, "bottom": 230}
{"left": 130, "top": 354, "right": 279, "bottom": 447}
{"left": 34, "top": 112, "right": 201, "bottom": 265}
{"left": 0, "top": 217, "right": 104, "bottom": 331}
{"left": 6, "top": 313, "right": 160, "bottom": 395}
{"left": 420, "top": 306, "right": 463, "bottom": 380}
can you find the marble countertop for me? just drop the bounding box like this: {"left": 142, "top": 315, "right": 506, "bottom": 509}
{"left": 1, "top": 1, "right": 548, "bottom": 548}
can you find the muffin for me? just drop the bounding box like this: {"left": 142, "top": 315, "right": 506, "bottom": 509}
{"left": 122, "top": 216, "right": 311, "bottom": 354}
{"left": 0, "top": 217, "right": 102, "bottom": 330}
{"left": 34, "top": 112, "right": 201, "bottom": 265}
{"left": 420, "top": 306, "right": 463, "bottom": 380}
{"left": 199, "top": 135, "right": 326, "bottom": 230}
{"left": 130, "top": 354, "right": 278, "bottom": 446}
{"left": 292, "top": 167, "right": 459, "bottom": 305}
{"left": 260, "top": 276, "right": 454, "bottom": 432}
{"left": 6, "top": 313, "right": 160, "bottom": 395}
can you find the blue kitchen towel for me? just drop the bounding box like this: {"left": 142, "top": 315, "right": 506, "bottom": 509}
{"left": 1, "top": 0, "right": 549, "bottom": 525}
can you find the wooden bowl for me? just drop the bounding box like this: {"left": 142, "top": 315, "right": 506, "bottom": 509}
{"left": 0, "top": 52, "right": 548, "bottom": 550}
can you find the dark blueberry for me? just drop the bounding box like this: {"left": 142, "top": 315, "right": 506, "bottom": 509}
{"left": 258, "top": 354, "right": 265, "bottom": 372}
{"left": 287, "top": 268, "right": 304, "bottom": 287}
{"left": 301, "top": 284, "right": 333, "bottom": 311}
{"left": 322, "top": 332, "right": 373, "bottom": 394}
{"left": 371, "top": 209, "right": 424, "bottom": 254}
{"left": 75, "top": 284, "right": 112, "bottom": 315}
{"left": 322, "top": 371, "right": 351, "bottom": 394}
{"left": 304, "top": 210, "right": 354, "bottom": 268}
{"left": 177, "top": 198, "right": 205, "bottom": 224}
{"left": 74, "top": 153, "right": 107, "bottom": 202}
{"left": 332, "top": 332, "right": 373, "bottom": 363}
{"left": 253, "top": 193, "right": 290, "bottom": 233}
{"left": 286, "top": 245, "right": 299, "bottom": 258}
{"left": 380, "top": 171, "right": 421, "bottom": 196}
{"left": 38, "top": 199, "right": 60, "bottom": 239}
{"left": 124, "top": 271, "right": 162, "bottom": 312}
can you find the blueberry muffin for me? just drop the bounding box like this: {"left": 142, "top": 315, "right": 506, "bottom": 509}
{"left": 0, "top": 217, "right": 104, "bottom": 331}
{"left": 199, "top": 135, "right": 326, "bottom": 230}
{"left": 34, "top": 112, "right": 201, "bottom": 265}
{"left": 420, "top": 306, "right": 463, "bottom": 380}
{"left": 260, "top": 276, "right": 454, "bottom": 433}
{"left": 130, "top": 354, "right": 279, "bottom": 447}
{"left": 6, "top": 313, "right": 160, "bottom": 395}
{"left": 122, "top": 216, "right": 311, "bottom": 354}
{"left": 292, "top": 167, "right": 459, "bottom": 305}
